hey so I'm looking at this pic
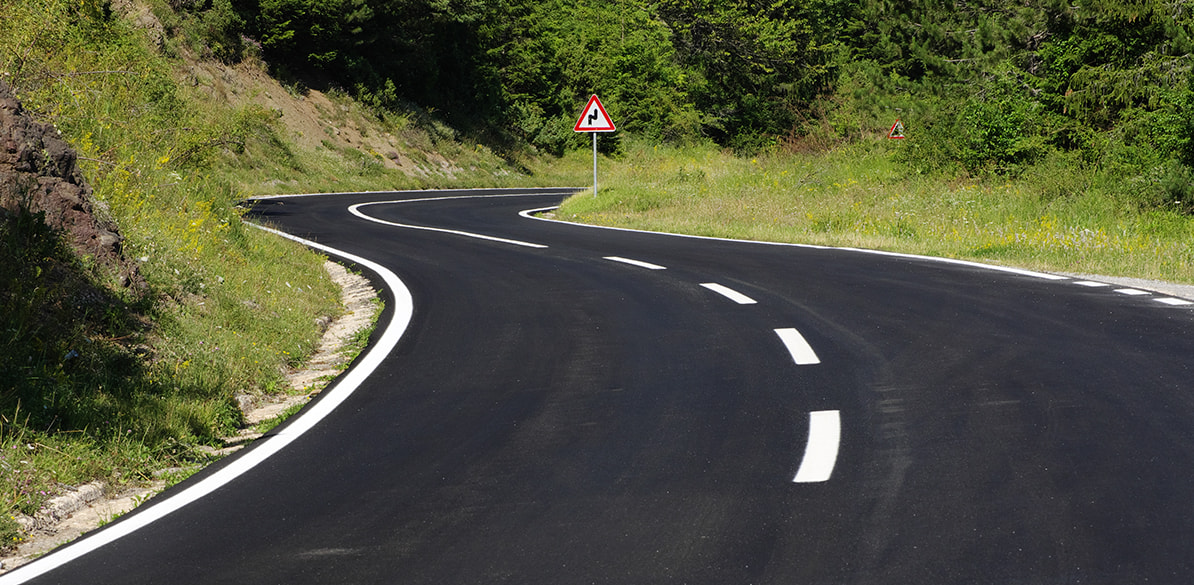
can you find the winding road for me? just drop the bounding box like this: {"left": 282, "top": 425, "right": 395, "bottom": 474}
{"left": 5, "top": 188, "right": 1194, "bottom": 584}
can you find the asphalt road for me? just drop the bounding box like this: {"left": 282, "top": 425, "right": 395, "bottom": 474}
{"left": 7, "top": 188, "right": 1194, "bottom": 584}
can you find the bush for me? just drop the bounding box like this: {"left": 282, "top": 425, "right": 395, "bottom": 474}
{"left": 896, "top": 69, "right": 1050, "bottom": 176}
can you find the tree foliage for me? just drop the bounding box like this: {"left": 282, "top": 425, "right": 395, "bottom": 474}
{"left": 833, "top": 0, "right": 1194, "bottom": 210}
{"left": 657, "top": 0, "right": 843, "bottom": 149}
{"left": 166, "top": 0, "right": 1194, "bottom": 209}
{"left": 178, "top": 0, "right": 843, "bottom": 151}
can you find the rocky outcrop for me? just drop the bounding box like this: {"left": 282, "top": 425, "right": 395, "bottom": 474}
{"left": 0, "top": 79, "right": 141, "bottom": 289}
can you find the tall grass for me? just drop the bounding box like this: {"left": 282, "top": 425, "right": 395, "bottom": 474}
{"left": 0, "top": 0, "right": 343, "bottom": 531}
{"left": 0, "top": 0, "right": 583, "bottom": 537}
{"left": 3, "top": 0, "right": 1188, "bottom": 552}
{"left": 557, "top": 139, "right": 1194, "bottom": 283}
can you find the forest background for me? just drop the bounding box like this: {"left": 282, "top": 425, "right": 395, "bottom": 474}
{"left": 2, "top": 0, "right": 1193, "bottom": 552}
{"left": 225, "top": 0, "right": 1194, "bottom": 184}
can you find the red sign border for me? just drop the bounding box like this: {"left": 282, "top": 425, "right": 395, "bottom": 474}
{"left": 574, "top": 95, "right": 616, "bottom": 132}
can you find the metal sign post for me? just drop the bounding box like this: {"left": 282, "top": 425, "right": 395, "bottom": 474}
{"left": 573, "top": 94, "right": 616, "bottom": 197}
{"left": 592, "top": 132, "right": 598, "bottom": 197}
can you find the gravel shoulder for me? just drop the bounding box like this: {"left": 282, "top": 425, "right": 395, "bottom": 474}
{"left": 0, "top": 260, "right": 379, "bottom": 574}
{"left": 2, "top": 260, "right": 1187, "bottom": 573}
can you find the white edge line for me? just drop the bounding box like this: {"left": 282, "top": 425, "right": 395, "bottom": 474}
{"left": 775, "top": 328, "right": 821, "bottom": 366}
{"left": 0, "top": 225, "right": 415, "bottom": 584}
{"left": 1114, "top": 288, "right": 1151, "bottom": 296}
{"left": 520, "top": 207, "right": 1194, "bottom": 310}
{"left": 519, "top": 206, "right": 1068, "bottom": 281}
{"left": 700, "top": 282, "right": 757, "bottom": 305}
{"left": 524, "top": 206, "right": 1194, "bottom": 306}
{"left": 604, "top": 256, "right": 667, "bottom": 270}
{"left": 794, "top": 410, "right": 841, "bottom": 483}
{"left": 1157, "top": 297, "right": 1194, "bottom": 306}
{"left": 250, "top": 186, "right": 580, "bottom": 201}
{"left": 349, "top": 200, "right": 548, "bottom": 249}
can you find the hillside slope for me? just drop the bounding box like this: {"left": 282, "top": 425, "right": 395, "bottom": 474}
{"left": 0, "top": 0, "right": 572, "bottom": 554}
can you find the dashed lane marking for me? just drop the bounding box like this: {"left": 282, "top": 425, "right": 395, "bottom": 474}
{"left": 794, "top": 410, "right": 841, "bottom": 483}
{"left": 350, "top": 200, "right": 548, "bottom": 249}
{"left": 604, "top": 256, "right": 667, "bottom": 270}
{"left": 1115, "top": 288, "right": 1151, "bottom": 296}
{"left": 700, "top": 282, "right": 758, "bottom": 305}
{"left": 774, "top": 328, "right": 821, "bottom": 366}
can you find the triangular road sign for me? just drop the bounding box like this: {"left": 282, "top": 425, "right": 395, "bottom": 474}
{"left": 574, "top": 95, "right": 616, "bottom": 132}
{"left": 888, "top": 119, "right": 905, "bottom": 139}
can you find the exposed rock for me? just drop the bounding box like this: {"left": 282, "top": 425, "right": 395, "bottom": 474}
{"left": 0, "top": 79, "right": 143, "bottom": 290}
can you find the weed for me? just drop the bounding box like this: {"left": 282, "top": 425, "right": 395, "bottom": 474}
{"left": 341, "top": 297, "right": 384, "bottom": 364}
{"left": 557, "top": 137, "right": 1194, "bottom": 284}
{"left": 0, "top": 0, "right": 344, "bottom": 524}
{"left": 252, "top": 403, "right": 307, "bottom": 435}
{"left": 0, "top": 512, "right": 23, "bottom": 552}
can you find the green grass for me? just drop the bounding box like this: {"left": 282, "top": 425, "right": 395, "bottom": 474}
{"left": 214, "top": 84, "right": 581, "bottom": 198}
{"left": 2, "top": 0, "right": 1191, "bottom": 555}
{"left": 0, "top": 0, "right": 557, "bottom": 540}
{"left": 556, "top": 139, "right": 1194, "bottom": 284}
{"left": 0, "top": 0, "right": 345, "bottom": 536}
{"left": 251, "top": 403, "right": 307, "bottom": 436}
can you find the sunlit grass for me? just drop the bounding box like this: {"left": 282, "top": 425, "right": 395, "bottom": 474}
{"left": 0, "top": 0, "right": 343, "bottom": 527}
{"left": 557, "top": 139, "right": 1194, "bottom": 283}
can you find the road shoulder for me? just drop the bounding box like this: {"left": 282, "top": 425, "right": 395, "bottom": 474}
{"left": 0, "top": 260, "right": 379, "bottom": 573}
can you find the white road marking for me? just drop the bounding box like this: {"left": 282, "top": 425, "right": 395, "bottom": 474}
{"left": 256, "top": 187, "right": 576, "bottom": 200}
{"left": 794, "top": 410, "right": 841, "bottom": 483}
{"left": 349, "top": 202, "right": 547, "bottom": 248}
{"left": 604, "top": 256, "right": 667, "bottom": 270}
{"left": 0, "top": 226, "right": 416, "bottom": 584}
{"left": 774, "top": 328, "right": 821, "bottom": 366}
{"left": 522, "top": 207, "right": 1069, "bottom": 281}
{"left": 527, "top": 207, "right": 1194, "bottom": 314}
{"left": 1075, "top": 281, "right": 1194, "bottom": 307}
{"left": 700, "top": 282, "right": 757, "bottom": 305}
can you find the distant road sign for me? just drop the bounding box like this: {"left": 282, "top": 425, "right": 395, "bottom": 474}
{"left": 574, "top": 95, "right": 616, "bottom": 132}
{"left": 888, "top": 119, "right": 905, "bottom": 139}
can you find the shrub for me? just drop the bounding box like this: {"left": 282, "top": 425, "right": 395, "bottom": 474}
{"left": 897, "top": 69, "right": 1050, "bottom": 176}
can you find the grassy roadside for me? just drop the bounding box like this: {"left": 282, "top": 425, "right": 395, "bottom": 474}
{"left": 0, "top": 0, "right": 578, "bottom": 551}
{"left": 0, "top": 0, "right": 348, "bottom": 548}
{"left": 556, "top": 139, "right": 1194, "bottom": 284}
{"left": 5, "top": 0, "right": 1190, "bottom": 558}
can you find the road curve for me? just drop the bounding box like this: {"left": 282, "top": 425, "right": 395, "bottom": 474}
{"left": 6, "top": 188, "right": 1194, "bottom": 585}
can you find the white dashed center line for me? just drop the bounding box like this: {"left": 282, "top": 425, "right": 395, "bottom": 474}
{"left": 774, "top": 328, "right": 821, "bottom": 366}
{"left": 604, "top": 256, "right": 667, "bottom": 270}
{"left": 349, "top": 202, "right": 547, "bottom": 248}
{"left": 595, "top": 255, "right": 840, "bottom": 484}
{"left": 794, "top": 410, "right": 841, "bottom": 483}
{"left": 700, "top": 282, "right": 757, "bottom": 305}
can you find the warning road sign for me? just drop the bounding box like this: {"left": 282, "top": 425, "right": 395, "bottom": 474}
{"left": 888, "top": 119, "right": 905, "bottom": 139}
{"left": 574, "top": 95, "right": 616, "bottom": 132}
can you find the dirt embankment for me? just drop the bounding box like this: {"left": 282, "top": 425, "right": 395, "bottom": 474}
{"left": 0, "top": 79, "right": 142, "bottom": 290}
{"left": 0, "top": 261, "right": 378, "bottom": 573}
{"left": 0, "top": 74, "right": 381, "bottom": 573}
